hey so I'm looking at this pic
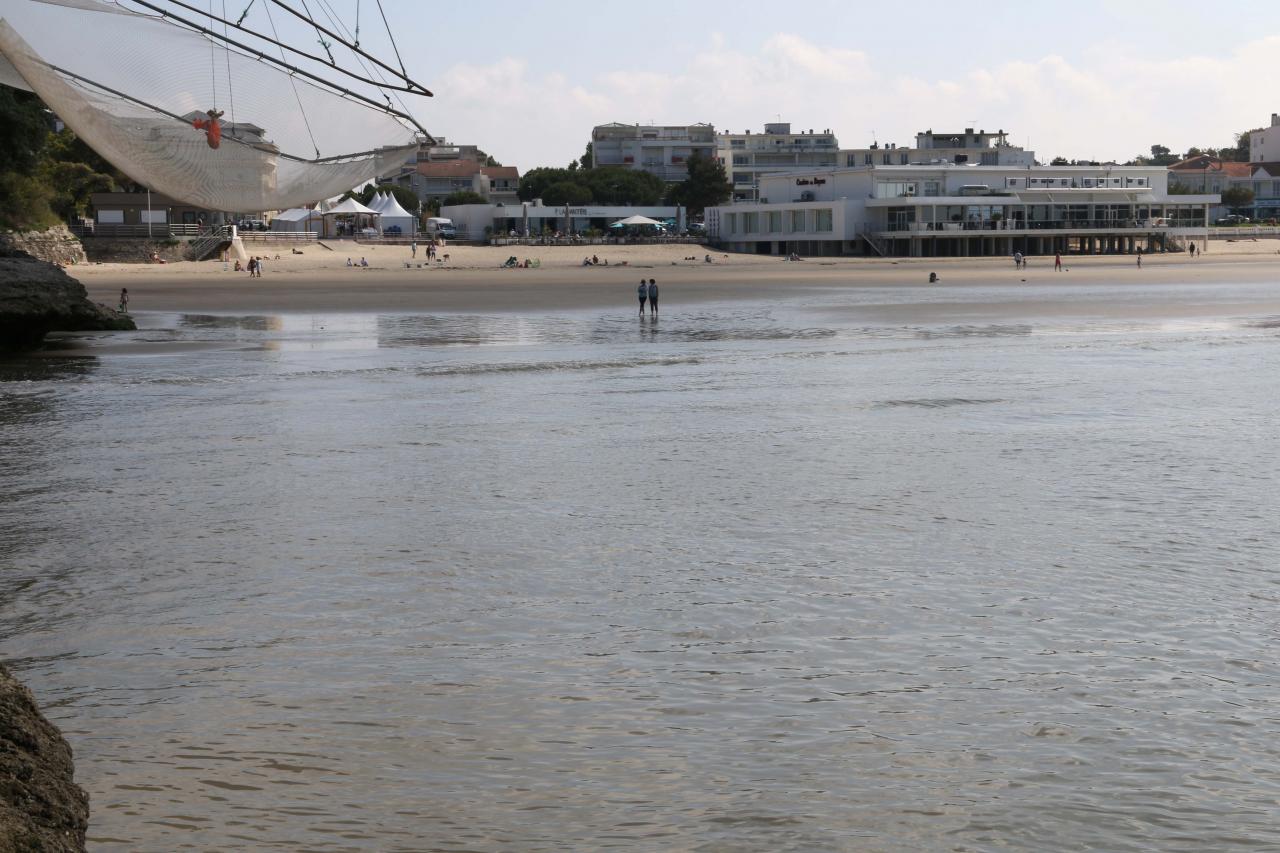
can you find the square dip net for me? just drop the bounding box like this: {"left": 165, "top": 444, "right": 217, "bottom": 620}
{"left": 0, "top": 0, "right": 426, "bottom": 211}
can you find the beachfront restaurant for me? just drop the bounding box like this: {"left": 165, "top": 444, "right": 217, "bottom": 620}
{"left": 440, "top": 201, "right": 687, "bottom": 241}
{"left": 707, "top": 165, "right": 1219, "bottom": 257}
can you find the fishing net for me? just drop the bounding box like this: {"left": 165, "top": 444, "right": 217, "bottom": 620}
{"left": 0, "top": 0, "right": 422, "bottom": 211}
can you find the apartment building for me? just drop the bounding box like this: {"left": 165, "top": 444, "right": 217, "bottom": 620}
{"left": 716, "top": 123, "right": 839, "bottom": 202}
{"left": 706, "top": 163, "right": 1216, "bottom": 257}
{"left": 840, "top": 127, "right": 1035, "bottom": 170}
{"left": 591, "top": 122, "right": 716, "bottom": 182}
{"left": 1249, "top": 114, "right": 1280, "bottom": 163}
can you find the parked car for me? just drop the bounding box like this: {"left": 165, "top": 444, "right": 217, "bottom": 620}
{"left": 687, "top": 221, "right": 706, "bottom": 234}
{"left": 359, "top": 227, "right": 379, "bottom": 237}
{"left": 1216, "top": 215, "right": 1250, "bottom": 225}
{"left": 237, "top": 219, "right": 269, "bottom": 231}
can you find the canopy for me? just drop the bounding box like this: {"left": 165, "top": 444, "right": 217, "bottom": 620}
{"left": 612, "top": 215, "right": 663, "bottom": 226}
{"left": 326, "top": 197, "right": 379, "bottom": 216}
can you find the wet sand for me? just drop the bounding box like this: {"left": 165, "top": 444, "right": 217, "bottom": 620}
{"left": 70, "top": 241, "right": 1280, "bottom": 317}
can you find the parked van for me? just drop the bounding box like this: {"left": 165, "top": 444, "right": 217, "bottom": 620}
{"left": 425, "top": 217, "right": 457, "bottom": 239}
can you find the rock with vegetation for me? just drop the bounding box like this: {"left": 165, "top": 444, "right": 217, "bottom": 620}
{"left": 0, "top": 663, "right": 89, "bottom": 853}
{"left": 0, "top": 249, "right": 134, "bottom": 349}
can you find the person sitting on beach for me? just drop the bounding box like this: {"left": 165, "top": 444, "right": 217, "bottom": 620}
{"left": 592, "top": 255, "right": 599, "bottom": 265}
{"left": 292, "top": 248, "right": 304, "bottom": 255}
{"left": 346, "top": 257, "right": 353, "bottom": 266}
{"left": 704, "top": 254, "right": 712, "bottom": 263}
{"left": 150, "top": 252, "right": 166, "bottom": 264}
{"left": 360, "top": 257, "right": 368, "bottom": 267}
{"left": 582, "top": 257, "right": 592, "bottom": 267}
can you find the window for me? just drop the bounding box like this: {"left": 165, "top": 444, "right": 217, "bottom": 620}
{"left": 732, "top": 172, "right": 752, "bottom": 185}
{"left": 98, "top": 209, "right": 124, "bottom": 224}
{"left": 768, "top": 211, "right": 782, "bottom": 233}
{"left": 813, "top": 209, "right": 833, "bottom": 232}
{"left": 863, "top": 153, "right": 872, "bottom": 165}
{"left": 731, "top": 139, "right": 745, "bottom": 148}
{"left": 789, "top": 210, "right": 806, "bottom": 232}
{"left": 900, "top": 152, "right": 909, "bottom": 165}
{"left": 725, "top": 213, "right": 737, "bottom": 233}
{"left": 141, "top": 209, "right": 167, "bottom": 223}
{"left": 924, "top": 181, "right": 941, "bottom": 197}
{"left": 732, "top": 154, "right": 749, "bottom": 166}
{"left": 743, "top": 212, "right": 758, "bottom": 233}
{"left": 875, "top": 181, "right": 918, "bottom": 199}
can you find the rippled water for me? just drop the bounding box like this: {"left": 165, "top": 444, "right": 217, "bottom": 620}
{"left": 3, "top": 281, "right": 1280, "bottom": 851}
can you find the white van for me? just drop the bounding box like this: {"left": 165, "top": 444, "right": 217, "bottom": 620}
{"left": 425, "top": 217, "right": 457, "bottom": 239}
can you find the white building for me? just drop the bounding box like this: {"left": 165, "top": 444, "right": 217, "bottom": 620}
{"left": 440, "top": 200, "right": 686, "bottom": 241}
{"left": 839, "top": 127, "right": 1035, "bottom": 170}
{"left": 591, "top": 122, "right": 716, "bottom": 182}
{"left": 716, "top": 123, "right": 840, "bottom": 202}
{"left": 706, "top": 163, "right": 1217, "bottom": 257}
{"left": 1249, "top": 114, "right": 1280, "bottom": 163}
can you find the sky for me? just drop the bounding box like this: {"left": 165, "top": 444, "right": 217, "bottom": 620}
{"left": 285, "top": 0, "right": 1280, "bottom": 168}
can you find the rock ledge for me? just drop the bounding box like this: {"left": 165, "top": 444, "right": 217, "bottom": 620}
{"left": 0, "top": 249, "right": 135, "bottom": 349}
{"left": 0, "top": 663, "right": 88, "bottom": 853}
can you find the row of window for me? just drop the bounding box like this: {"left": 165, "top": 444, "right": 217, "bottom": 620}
{"left": 723, "top": 209, "right": 834, "bottom": 234}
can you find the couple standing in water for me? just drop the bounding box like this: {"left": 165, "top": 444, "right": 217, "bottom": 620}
{"left": 637, "top": 278, "right": 659, "bottom": 317}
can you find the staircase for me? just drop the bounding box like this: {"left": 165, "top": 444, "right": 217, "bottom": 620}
{"left": 858, "top": 226, "right": 887, "bottom": 257}
{"left": 183, "top": 227, "right": 231, "bottom": 261}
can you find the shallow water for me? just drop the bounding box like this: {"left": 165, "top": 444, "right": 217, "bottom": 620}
{"left": 3, "top": 281, "right": 1280, "bottom": 851}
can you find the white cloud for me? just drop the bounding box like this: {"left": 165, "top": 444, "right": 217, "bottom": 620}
{"left": 423, "top": 33, "right": 1278, "bottom": 169}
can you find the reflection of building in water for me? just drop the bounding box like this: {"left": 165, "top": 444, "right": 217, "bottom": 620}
{"left": 375, "top": 315, "right": 544, "bottom": 348}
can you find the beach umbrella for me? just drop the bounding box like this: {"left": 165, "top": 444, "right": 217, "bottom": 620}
{"left": 612, "top": 215, "right": 663, "bottom": 227}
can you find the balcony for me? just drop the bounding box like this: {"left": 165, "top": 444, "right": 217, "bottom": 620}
{"left": 879, "top": 219, "right": 1199, "bottom": 234}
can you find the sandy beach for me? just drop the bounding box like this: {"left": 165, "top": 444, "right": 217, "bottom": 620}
{"left": 70, "top": 239, "right": 1280, "bottom": 317}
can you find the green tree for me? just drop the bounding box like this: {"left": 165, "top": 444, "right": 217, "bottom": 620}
{"left": 582, "top": 167, "right": 665, "bottom": 205}
{"left": 441, "top": 190, "right": 487, "bottom": 207}
{"left": 1049, "top": 156, "right": 1070, "bottom": 166}
{"left": 579, "top": 142, "right": 593, "bottom": 171}
{"left": 0, "top": 87, "right": 50, "bottom": 174}
{"left": 1221, "top": 185, "right": 1255, "bottom": 213}
{"left": 41, "top": 160, "right": 114, "bottom": 220}
{"left": 540, "top": 180, "right": 593, "bottom": 205}
{"left": 1147, "top": 144, "right": 1178, "bottom": 166}
{"left": 666, "top": 152, "right": 731, "bottom": 216}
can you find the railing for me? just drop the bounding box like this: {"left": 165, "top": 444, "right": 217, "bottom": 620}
{"left": 71, "top": 222, "right": 231, "bottom": 238}
{"left": 1206, "top": 225, "right": 1280, "bottom": 238}
{"left": 489, "top": 235, "right": 704, "bottom": 247}
{"left": 881, "top": 219, "right": 1203, "bottom": 233}
{"left": 238, "top": 231, "right": 318, "bottom": 243}
{"left": 183, "top": 227, "right": 232, "bottom": 261}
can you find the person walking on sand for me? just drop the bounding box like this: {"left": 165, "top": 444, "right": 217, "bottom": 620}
{"left": 118, "top": 288, "right": 129, "bottom": 314}
{"left": 638, "top": 279, "right": 649, "bottom": 316}
{"left": 1137, "top": 250, "right": 1143, "bottom": 269}
{"left": 648, "top": 278, "right": 659, "bottom": 316}
{"left": 411, "top": 240, "right": 417, "bottom": 259}
{"left": 1054, "top": 253, "right": 1062, "bottom": 271}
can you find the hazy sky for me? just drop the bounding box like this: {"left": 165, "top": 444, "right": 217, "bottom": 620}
{"left": 294, "top": 0, "right": 1279, "bottom": 168}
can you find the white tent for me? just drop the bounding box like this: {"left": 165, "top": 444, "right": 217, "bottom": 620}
{"left": 271, "top": 207, "right": 323, "bottom": 233}
{"left": 323, "top": 196, "right": 379, "bottom": 237}
{"left": 374, "top": 192, "right": 417, "bottom": 236}
{"left": 611, "top": 214, "right": 664, "bottom": 227}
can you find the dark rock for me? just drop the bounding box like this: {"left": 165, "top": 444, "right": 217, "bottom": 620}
{"left": 0, "top": 252, "right": 135, "bottom": 350}
{"left": 0, "top": 664, "right": 89, "bottom": 853}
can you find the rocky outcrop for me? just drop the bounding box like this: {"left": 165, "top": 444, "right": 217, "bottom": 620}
{"left": 0, "top": 227, "right": 87, "bottom": 267}
{"left": 0, "top": 251, "right": 135, "bottom": 349}
{"left": 0, "top": 664, "right": 88, "bottom": 853}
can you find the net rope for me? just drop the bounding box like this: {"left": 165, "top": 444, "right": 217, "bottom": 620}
{"left": 0, "top": 0, "right": 420, "bottom": 211}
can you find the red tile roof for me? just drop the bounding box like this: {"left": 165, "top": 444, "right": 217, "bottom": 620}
{"left": 416, "top": 161, "right": 482, "bottom": 178}
{"left": 480, "top": 166, "right": 520, "bottom": 179}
